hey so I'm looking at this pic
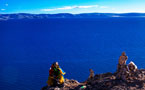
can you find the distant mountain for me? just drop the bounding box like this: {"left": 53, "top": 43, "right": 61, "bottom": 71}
{"left": 0, "top": 13, "right": 145, "bottom": 20}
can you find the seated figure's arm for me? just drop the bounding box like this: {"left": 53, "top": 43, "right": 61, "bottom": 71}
{"left": 59, "top": 68, "right": 66, "bottom": 75}
{"left": 118, "top": 56, "right": 122, "bottom": 65}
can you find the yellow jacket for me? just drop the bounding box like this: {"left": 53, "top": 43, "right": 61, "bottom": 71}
{"left": 47, "top": 67, "right": 65, "bottom": 86}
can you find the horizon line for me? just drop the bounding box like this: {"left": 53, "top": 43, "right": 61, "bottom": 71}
{"left": 1, "top": 12, "right": 145, "bottom": 15}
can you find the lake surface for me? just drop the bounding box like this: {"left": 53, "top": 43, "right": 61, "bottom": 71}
{"left": 0, "top": 18, "right": 145, "bottom": 90}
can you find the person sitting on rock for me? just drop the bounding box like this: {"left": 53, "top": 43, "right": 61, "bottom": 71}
{"left": 118, "top": 52, "right": 128, "bottom": 65}
{"left": 47, "top": 62, "right": 66, "bottom": 87}
{"left": 116, "top": 52, "right": 129, "bottom": 80}
{"left": 117, "top": 52, "right": 128, "bottom": 72}
{"left": 47, "top": 63, "right": 54, "bottom": 87}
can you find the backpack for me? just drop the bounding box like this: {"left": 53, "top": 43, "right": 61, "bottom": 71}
{"left": 53, "top": 67, "right": 60, "bottom": 78}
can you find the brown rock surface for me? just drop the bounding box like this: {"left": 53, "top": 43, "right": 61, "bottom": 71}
{"left": 86, "top": 69, "right": 145, "bottom": 90}
{"left": 42, "top": 69, "right": 145, "bottom": 90}
{"left": 42, "top": 52, "right": 145, "bottom": 90}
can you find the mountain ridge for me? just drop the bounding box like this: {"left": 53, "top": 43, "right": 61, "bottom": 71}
{"left": 1, "top": 13, "right": 145, "bottom": 20}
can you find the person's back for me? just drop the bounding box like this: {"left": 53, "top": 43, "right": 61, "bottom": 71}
{"left": 116, "top": 52, "right": 129, "bottom": 80}
{"left": 47, "top": 62, "right": 65, "bottom": 87}
{"left": 53, "top": 67, "right": 60, "bottom": 78}
{"left": 118, "top": 52, "right": 128, "bottom": 65}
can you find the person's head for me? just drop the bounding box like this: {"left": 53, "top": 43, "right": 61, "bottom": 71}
{"left": 122, "top": 52, "right": 126, "bottom": 56}
{"left": 53, "top": 62, "right": 59, "bottom": 68}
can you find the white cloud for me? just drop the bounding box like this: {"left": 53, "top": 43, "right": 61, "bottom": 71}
{"left": 58, "top": 6, "right": 74, "bottom": 10}
{"left": 1, "top": 9, "right": 6, "bottom": 11}
{"left": 42, "top": 9, "right": 56, "bottom": 11}
{"left": 100, "top": 6, "right": 108, "bottom": 9}
{"left": 5, "top": 4, "right": 8, "bottom": 6}
{"left": 74, "top": 5, "right": 98, "bottom": 9}
{"left": 41, "top": 5, "right": 99, "bottom": 11}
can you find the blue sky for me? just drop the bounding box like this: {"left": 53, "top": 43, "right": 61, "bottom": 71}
{"left": 0, "top": 0, "right": 145, "bottom": 14}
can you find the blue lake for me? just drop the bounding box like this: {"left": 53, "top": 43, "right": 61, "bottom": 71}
{"left": 0, "top": 18, "right": 145, "bottom": 90}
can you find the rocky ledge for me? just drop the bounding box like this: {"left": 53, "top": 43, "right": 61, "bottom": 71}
{"left": 42, "top": 69, "right": 145, "bottom": 90}
{"left": 42, "top": 53, "right": 145, "bottom": 90}
{"left": 86, "top": 69, "right": 145, "bottom": 90}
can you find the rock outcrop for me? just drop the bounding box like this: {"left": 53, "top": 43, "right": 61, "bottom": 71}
{"left": 42, "top": 52, "right": 145, "bottom": 90}
{"left": 86, "top": 69, "right": 145, "bottom": 90}
{"left": 42, "top": 79, "right": 82, "bottom": 90}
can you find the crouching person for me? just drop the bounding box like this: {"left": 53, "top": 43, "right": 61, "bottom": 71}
{"left": 128, "top": 61, "right": 138, "bottom": 80}
{"left": 128, "top": 61, "right": 137, "bottom": 72}
{"left": 47, "top": 62, "right": 66, "bottom": 87}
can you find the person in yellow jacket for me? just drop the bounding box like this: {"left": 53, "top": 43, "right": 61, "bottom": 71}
{"left": 47, "top": 62, "right": 65, "bottom": 87}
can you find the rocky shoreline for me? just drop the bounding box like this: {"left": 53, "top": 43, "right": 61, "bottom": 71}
{"left": 42, "top": 53, "right": 145, "bottom": 90}
{"left": 42, "top": 69, "right": 145, "bottom": 90}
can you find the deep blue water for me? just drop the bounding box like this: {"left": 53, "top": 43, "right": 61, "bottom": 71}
{"left": 0, "top": 18, "right": 145, "bottom": 90}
